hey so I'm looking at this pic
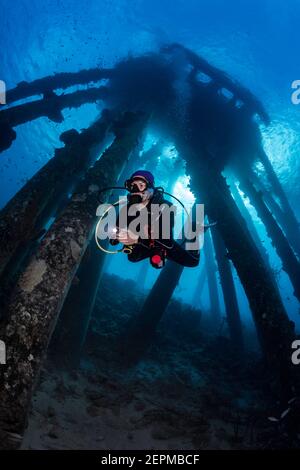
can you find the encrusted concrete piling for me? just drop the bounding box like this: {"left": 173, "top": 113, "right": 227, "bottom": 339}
{"left": 0, "top": 111, "right": 148, "bottom": 449}
{"left": 210, "top": 223, "right": 244, "bottom": 352}
{"left": 239, "top": 177, "right": 300, "bottom": 302}
{"left": 189, "top": 155, "right": 296, "bottom": 394}
{"left": 204, "top": 228, "right": 221, "bottom": 323}
{"left": 259, "top": 150, "right": 300, "bottom": 260}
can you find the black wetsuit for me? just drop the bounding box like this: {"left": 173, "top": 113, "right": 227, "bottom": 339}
{"left": 112, "top": 190, "right": 200, "bottom": 268}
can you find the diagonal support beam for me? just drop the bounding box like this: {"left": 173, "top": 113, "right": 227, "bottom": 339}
{"left": 3, "top": 68, "right": 113, "bottom": 106}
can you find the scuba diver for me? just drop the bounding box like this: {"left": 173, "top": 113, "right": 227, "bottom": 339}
{"left": 106, "top": 170, "right": 207, "bottom": 269}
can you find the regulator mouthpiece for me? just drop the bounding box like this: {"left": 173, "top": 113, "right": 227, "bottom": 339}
{"left": 127, "top": 193, "right": 143, "bottom": 205}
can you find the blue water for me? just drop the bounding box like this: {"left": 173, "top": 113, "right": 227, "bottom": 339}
{"left": 1, "top": 0, "right": 299, "bottom": 329}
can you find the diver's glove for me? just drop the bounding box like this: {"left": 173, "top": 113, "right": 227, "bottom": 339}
{"left": 115, "top": 228, "right": 139, "bottom": 246}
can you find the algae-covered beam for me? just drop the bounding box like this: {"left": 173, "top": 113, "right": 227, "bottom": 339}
{"left": 252, "top": 157, "right": 300, "bottom": 260}
{"left": 0, "top": 86, "right": 109, "bottom": 152}
{"left": 230, "top": 180, "right": 271, "bottom": 268}
{"left": 3, "top": 68, "right": 113, "bottom": 106}
{"left": 0, "top": 86, "right": 109, "bottom": 128}
{"left": 204, "top": 228, "right": 221, "bottom": 323}
{"left": 0, "top": 109, "right": 113, "bottom": 281}
{"left": 0, "top": 110, "right": 148, "bottom": 449}
{"left": 239, "top": 177, "right": 300, "bottom": 302}
{"left": 260, "top": 149, "right": 300, "bottom": 257}
{"left": 162, "top": 43, "right": 270, "bottom": 124}
{"left": 210, "top": 224, "right": 244, "bottom": 351}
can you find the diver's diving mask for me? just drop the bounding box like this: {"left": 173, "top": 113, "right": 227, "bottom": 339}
{"left": 125, "top": 177, "right": 154, "bottom": 205}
